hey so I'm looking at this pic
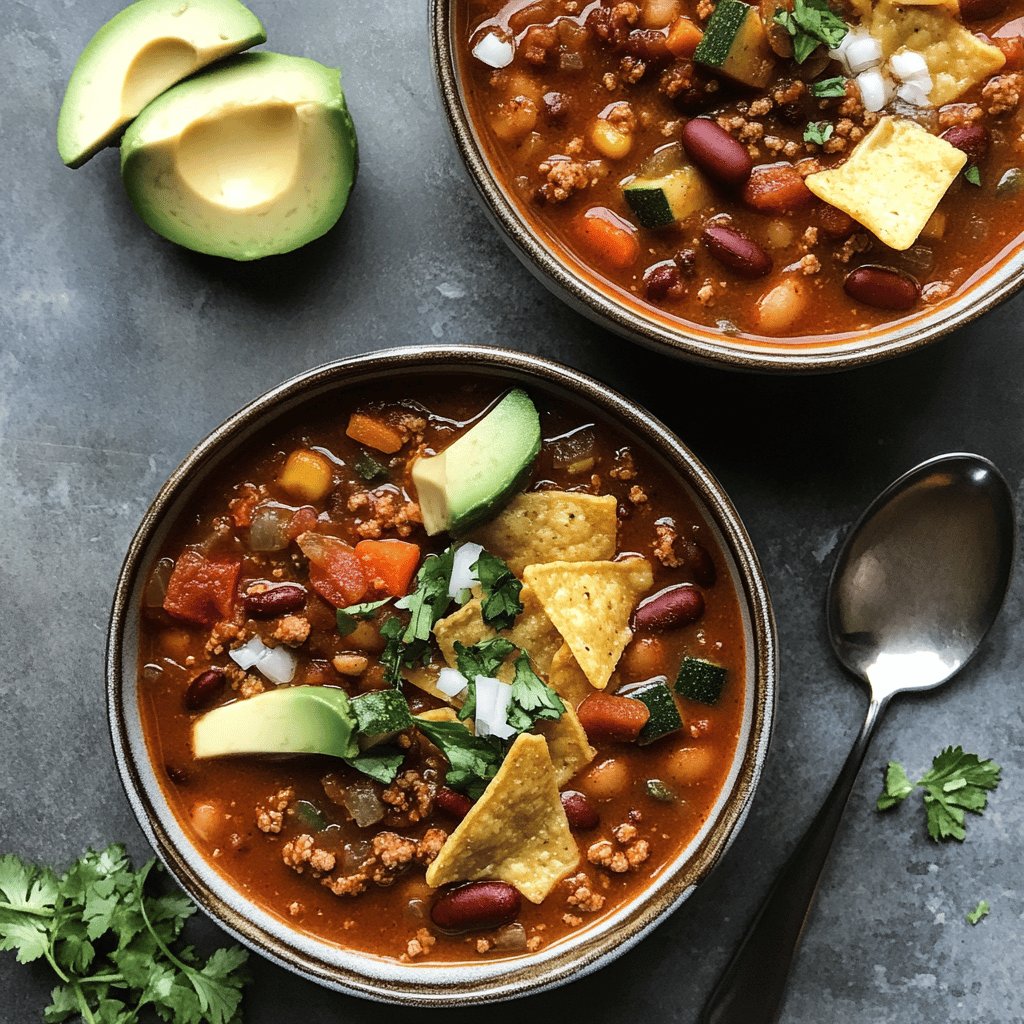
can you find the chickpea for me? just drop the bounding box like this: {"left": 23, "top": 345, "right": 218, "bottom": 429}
{"left": 641, "top": 0, "right": 681, "bottom": 27}
{"left": 756, "top": 278, "right": 808, "bottom": 334}
{"left": 190, "top": 800, "right": 225, "bottom": 843}
{"left": 664, "top": 744, "right": 716, "bottom": 787}
{"left": 159, "top": 628, "right": 194, "bottom": 661}
{"left": 619, "top": 636, "right": 667, "bottom": 681}
{"left": 491, "top": 97, "right": 538, "bottom": 143}
{"left": 581, "top": 758, "right": 630, "bottom": 801}
{"left": 590, "top": 119, "right": 633, "bottom": 160}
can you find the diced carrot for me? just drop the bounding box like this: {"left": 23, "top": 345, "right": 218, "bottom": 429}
{"left": 742, "top": 163, "right": 814, "bottom": 213}
{"left": 355, "top": 539, "right": 421, "bottom": 597}
{"left": 665, "top": 16, "right": 703, "bottom": 57}
{"left": 298, "top": 533, "right": 368, "bottom": 607}
{"left": 163, "top": 551, "right": 241, "bottom": 626}
{"left": 575, "top": 208, "right": 641, "bottom": 270}
{"left": 577, "top": 692, "right": 650, "bottom": 744}
{"left": 346, "top": 413, "right": 405, "bottom": 454}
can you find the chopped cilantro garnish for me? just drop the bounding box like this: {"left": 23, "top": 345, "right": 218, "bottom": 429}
{"left": 344, "top": 748, "right": 406, "bottom": 784}
{"left": 804, "top": 120, "right": 834, "bottom": 145}
{"left": 964, "top": 164, "right": 982, "bottom": 186}
{"left": 353, "top": 450, "right": 389, "bottom": 482}
{"left": 0, "top": 846, "right": 248, "bottom": 1024}
{"left": 415, "top": 719, "right": 504, "bottom": 798}
{"left": 395, "top": 547, "right": 456, "bottom": 644}
{"left": 473, "top": 550, "right": 524, "bottom": 631}
{"left": 454, "top": 637, "right": 516, "bottom": 682}
{"left": 877, "top": 746, "right": 1001, "bottom": 841}
{"left": 966, "top": 899, "right": 990, "bottom": 925}
{"left": 646, "top": 779, "right": 677, "bottom": 802}
{"left": 775, "top": 0, "right": 848, "bottom": 64}
{"left": 811, "top": 75, "right": 847, "bottom": 98}
{"left": 336, "top": 597, "right": 391, "bottom": 636}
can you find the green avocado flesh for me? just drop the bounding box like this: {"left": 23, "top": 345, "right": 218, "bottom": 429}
{"left": 57, "top": 0, "right": 265, "bottom": 168}
{"left": 120, "top": 51, "right": 358, "bottom": 260}
{"left": 412, "top": 389, "right": 541, "bottom": 536}
{"left": 192, "top": 686, "right": 358, "bottom": 759}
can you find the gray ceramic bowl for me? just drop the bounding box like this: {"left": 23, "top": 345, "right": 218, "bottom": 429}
{"left": 429, "top": 3, "right": 1024, "bottom": 373}
{"left": 106, "top": 345, "right": 777, "bottom": 1004}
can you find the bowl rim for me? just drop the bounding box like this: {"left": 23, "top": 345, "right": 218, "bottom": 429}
{"left": 106, "top": 343, "right": 777, "bottom": 1004}
{"left": 428, "top": 0, "right": 1024, "bottom": 374}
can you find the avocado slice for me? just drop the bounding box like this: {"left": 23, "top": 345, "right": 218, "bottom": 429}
{"left": 57, "top": 0, "right": 266, "bottom": 168}
{"left": 120, "top": 52, "right": 358, "bottom": 260}
{"left": 192, "top": 686, "right": 359, "bottom": 759}
{"left": 412, "top": 389, "right": 541, "bottom": 536}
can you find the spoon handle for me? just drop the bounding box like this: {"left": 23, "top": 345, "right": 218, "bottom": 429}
{"left": 700, "top": 696, "right": 890, "bottom": 1024}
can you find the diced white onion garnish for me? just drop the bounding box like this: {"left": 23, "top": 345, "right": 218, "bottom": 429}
{"left": 448, "top": 542, "right": 484, "bottom": 599}
{"left": 896, "top": 80, "right": 932, "bottom": 106}
{"left": 856, "top": 68, "right": 892, "bottom": 113}
{"left": 437, "top": 668, "right": 469, "bottom": 699}
{"left": 229, "top": 636, "right": 297, "bottom": 684}
{"left": 474, "top": 675, "right": 516, "bottom": 739}
{"left": 890, "top": 49, "right": 930, "bottom": 83}
{"left": 830, "top": 28, "right": 872, "bottom": 73}
{"left": 472, "top": 30, "right": 514, "bottom": 69}
{"left": 844, "top": 34, "right": 884, "bottom": 75}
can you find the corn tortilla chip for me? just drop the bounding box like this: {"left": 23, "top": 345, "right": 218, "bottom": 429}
{"left": 523, "top": 558, "right": 653, "bottom": 691}
{"left": 425, "top": 733, "right": 579, "bottom": 902}
{"left": 805, "top": 117, "right": 965, "bottom": 251}
{"left": 548, "top": 643, "right": 599, "bottom": 707}
{"left": 536, "top": 705, "right": 596, "bottom": 787}
{"left": 433, "top": 589, "right": 562, "bottom": 679}
{"left": 416, "top": 707, "right": 462, "bottom": 724}
{"left": 465, "top": 492, "right": 618, "bottom": 577}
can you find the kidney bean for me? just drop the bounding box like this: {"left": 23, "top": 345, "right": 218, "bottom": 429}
{"left": 577, "top": 692, "right": 650, "bottom": 743}
{"left": 940, "top": 123, "right": 990, "bottom": 165}
{"left": 680, "top": 118, "right": 753, "bottom": 186}
{"left": 959, "top": 0, "right": 1007, "bottom": 19}
{"left": 843, "top": 265, "right": 920, "bottom": 310}
{"left": 435, "top": 786, "right": 474, "bottom": 820}
{"left": 743, "top": 163, "right": 814, "bottom": 213}
{"left": 625, "top": 28, "right": 670, "bottom": 61}
{"left": 184, "top": 668, "right": 225, "bottom": 712}
{"left": 680, "top": 539, "right": 717, "bottom": 587}
{"left": 430, "top": 881, "right": 521, "bottom": 933}
{"left": 561, "top": 790, "right": 600, "bottom": 830}
{"left": 702, "top": 225, "right": 772, "bottom": 278}
{"left": 644, "top": 261, "right": 683, "bottom": 300}
{"left": 243, "top": 583, "right": 306, "bottom": 618}
{"left": 813, "top": 202, "right": 856, "bottom": 240}
{"left": 634, "top": 584, "right": 705, "bottom": 632}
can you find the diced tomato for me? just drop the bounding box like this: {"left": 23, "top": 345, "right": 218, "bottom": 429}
{"left": 346, "top": 413, "right": 405, "bottom": 454}
{"left": 994, "top": 34, "right": 1024, "bottom": 68}
{"left": 575, "top": 207, "right": 641, "bottom": 270}
{"left": 286, "top": 505, "right": 319, "bottom": 541}
{"left": 227, "top": 484, "right": 260, "bottom": 528}
{"left": 299, "top": 533, "right": 368, "bottom": 607}
{"left": 355, "top": 539, "right": 421, "bottom": 597}
{"left": 743, "top": 163, "right": 814, "bottom": 213}
{"left": 163, "top": 551, "right": 241, "bottom": 626}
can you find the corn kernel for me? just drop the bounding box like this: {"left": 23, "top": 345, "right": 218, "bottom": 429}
{"left": 278, "top": 449, "right": 333, "bottom": 503}
{"left": 590, "top": 119, "right": 632, "bottom": 160}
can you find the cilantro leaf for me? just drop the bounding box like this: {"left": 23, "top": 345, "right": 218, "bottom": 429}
{"left": 876, "top": 760, "right": 914, "bottom": 810}
{"left": 964, "top": 164, "right": 981, "bottom": 186}
{"left": 353, "top": 450, "right": 389, "bottom": 482}
{"left": 416, "top": 719, "right": 504, "bottom": 798}
{"left": 336, "top": 598, "right": 391, "bottom": 636}
{"left": 811, "top": 75, "right": 847, "bottom": 98}
{"left": 508, "top": 654, "right": 565, "bottom": 731}
{"left": 395, "top": 547, "right": 456, "bottom": 644}
{"left": 775, "top": 0, "right": 848, "bottom": 64}
{"left": 804, "top": 120, "right": 834, "bottom": 145}
{"left": 966, "top": 899, "right": 990, "bottom": 925}
{"left": 344, "top": 748, "right": 406, "bottom": 784}
{"left": 473, "top": 550, "right": 524, "bottom": 631}
{"left": 454, "top": 637, "right": 516, "bottom": 680}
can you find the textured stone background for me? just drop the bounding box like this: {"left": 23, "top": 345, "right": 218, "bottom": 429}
{"left": 2, "top": 1, "right": 1021, "bottom": 1021}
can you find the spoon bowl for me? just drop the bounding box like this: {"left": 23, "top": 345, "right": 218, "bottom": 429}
{"left": 828, "top": 453, "right": 1015, "bottom": 696}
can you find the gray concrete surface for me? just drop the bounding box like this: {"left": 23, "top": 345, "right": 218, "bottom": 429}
{"left": 1, "top": 1, "right": 1021, "bottom": 1021}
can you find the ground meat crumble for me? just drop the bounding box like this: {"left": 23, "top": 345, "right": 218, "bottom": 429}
{"left": 255, "top": 787, "right": 295, "bottom": 834}
{"left": 587, "top": 816, "right": 652, "bottom": 874}
{"left": 346, "top": 488, "right": 422, "bottom": 540}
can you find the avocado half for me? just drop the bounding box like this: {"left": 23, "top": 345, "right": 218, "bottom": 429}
{"left": 120, "top": 52, "right": 358, "bottom": 260}
{"left": 57, "top": 0, "right": 266, "bottom": 168}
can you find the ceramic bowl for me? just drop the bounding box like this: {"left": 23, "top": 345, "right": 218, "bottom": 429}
{"left": 429, "top": 2, "right": 1024, "bottom": 373}
{"left": 106, "top": 344, "right": 777, "bottom": 1004}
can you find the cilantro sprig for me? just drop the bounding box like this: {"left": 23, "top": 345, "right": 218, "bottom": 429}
{"left": 811, "top": 75, "right": 847, "bottom": 98}
{"left": 774, "top": 0, "right": 848, "bottom": 64}
{"left": 415, "top": 719, "right": 504, "bottom": 799}
{"left": 804, "top": 120, "right": 834, "bottom": 145}
{"left": 473, "top": 550, "right": 524, "bottom": 630}
{"left": 877, "top": 746, "right": 1002, "bottom": 841}
{"left": 0, "top": 846, "right": 248, "bottom": 1024}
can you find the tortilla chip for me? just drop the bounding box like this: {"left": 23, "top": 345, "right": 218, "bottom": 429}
{"left": 536, "top": 705, "right": 596, "bottom": 787}
{"left": 433, "top": 589, "right": 562, "bottom": 679}
{"left": 805, "top": 117, "right": 965, "bottom": 251}
{"left": 523, "top": 558, "right": 653, "bottom": 691}
{"left": 425, "top": 733, "right": 578, "bottom": 903}
{"left": 416, "top": 707, "right": 462, "bottom": 725}
{"left": 465, "top": 492, "right": 618, "bottom": 577}
{"left": 548, "top": 643, "right": 598, "bottom": 707}
{"left": 867, "top": 2, "right": 1004, "bottom": 106}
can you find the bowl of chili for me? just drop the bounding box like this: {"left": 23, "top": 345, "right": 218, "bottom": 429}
{"left": 432, "top": 0, "right": 1024, "bottom": 371}
{"left": 107, "top": 344, "right": 776, "bottom": 1003}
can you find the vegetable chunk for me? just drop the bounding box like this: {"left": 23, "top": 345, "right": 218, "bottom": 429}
{"left": 804, "top": 117, "right": 966, "bottom": 250}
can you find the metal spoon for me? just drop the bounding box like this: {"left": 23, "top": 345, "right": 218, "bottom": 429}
{"left": 701, "top": 453, "right": 1015, "bottom": 1024}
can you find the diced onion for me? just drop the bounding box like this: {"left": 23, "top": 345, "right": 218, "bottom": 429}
{"left": 830, "top": 28, "right": 874, "bottom": 73}
{"left": 844, "top": 34, "right": 883, "bottom": 74}
{"left": 474, "top": 676, "right": 516, "bottom": 739}
{"left": 437, "top": 668, "right": 469, "bottom": 699}
{"left": 448, "top": 542, "right": 484, "bottom": 598}
{"left": 342, "top": 782, "right": 385, "bottom": 829}
{"left": 472, "top": 30, "right": 514, "bottom": 68}
{"left": 856, "top": 68, "right": 891, "bottom": 113}
{"left": 890, "top": 49, "right": 930, "bottom": 83}
{"left": 248, "top": 503, "right": 296, "bottom": 552}
{"left": 229, "top": 636, "right": 297, "bottom": 684}
{"left": 896, "top": 80, "right": 931, "bottom": 106}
